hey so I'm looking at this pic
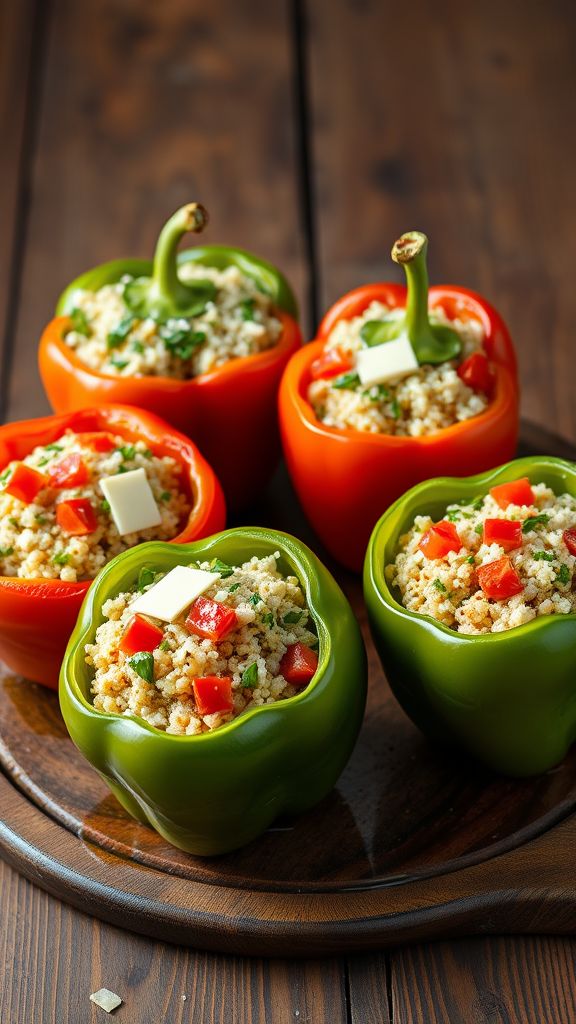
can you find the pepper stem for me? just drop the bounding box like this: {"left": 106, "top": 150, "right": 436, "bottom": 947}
{"left": 391, "top": 231, "right": 461, "bottom": 364}
{"left": 153, "top": 203, "right": 209, "bottom": 310}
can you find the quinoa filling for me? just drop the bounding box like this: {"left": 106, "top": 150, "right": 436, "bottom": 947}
{"left": 63, "top": 264, "right": 282, "bottom": 380}
{"left": 308, "top": 301, "right": 490, "bottom": 437}
{"left": 0, "top": 431, "right": 189, "bottom": 582}
{"left": 87, "top": 553, "right": 319, "bottom": 735}
{"left": 388, "top": 480, "right": 576, "bottom": 634}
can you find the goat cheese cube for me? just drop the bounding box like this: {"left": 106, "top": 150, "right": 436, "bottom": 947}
{"left": 100, "top": 468, "right": 162, "bottom": 536}
{"left": 130, "top": 565, "right": 220, "bottom": 622}
{"left": 356, "top": 335, "right": 419, "bottom": 386}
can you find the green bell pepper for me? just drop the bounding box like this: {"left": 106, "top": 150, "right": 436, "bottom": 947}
{"left": 55, "top": 202, "right": 298, "bottom": 320}
{"left": 364, "top": 456, "right": 576, "bottom": 777}
{"left": 60, "top": 528, "right": 367, "bottom": 855}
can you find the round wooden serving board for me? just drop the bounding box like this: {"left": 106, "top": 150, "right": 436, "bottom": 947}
{"left": 1, "top": 421, "right": 576, "bottom": 956}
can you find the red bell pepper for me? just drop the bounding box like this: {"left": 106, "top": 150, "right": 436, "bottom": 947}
{"left": 490, "top": 477, "right": 534, "bottom": 510}
{"left": 2, "top": 462, "right": 47, "bottom": 503}
{"left": 279, "top": 232, "right": 519, "bottom": 571}
{"left": 193, "top": 676, "right": 234, "bottom": 716}
{"left": 185, "top": 595, "right": 238, "bottom": 641}
{"left": 418, "top": 520, "right": 462, "bottom": 560}
{"left": 310, "top": 347, "right": 354, "bottom": 381}
{"left": 56, "top": 498, "right": 97, "bottom": 536}
{"left": 0, "top": 406, "right": 225, "bottom": 689}
{"left": 477, "top": 556, "right": 524, "bottom": 600}
{"left": 73, "top": 430, "right": 116, "bottom": 452}
{"left": 482, "top": 519, "right": 523, "bottom": 551}
{"left": 457, "top": 352, "right": 493, "bottom": 394}
{"left": 279, "top": 642, "right": 319, "bottom": 689}
{"left": 120, "top": 614, "right": 164, "bottom": 655}
{"left": 48, "top": 451, "right": 89, "bottom": 489}
{"left": 563, "top": 529, "right": 576, "bottom": 556}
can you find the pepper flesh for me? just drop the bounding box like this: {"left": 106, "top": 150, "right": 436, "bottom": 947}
{"left": 279, "top": 642, "right": 319, "bottom": 689}
{"left": 193, "top": 676, "right": 234, "bottom": 716}
{"left": 56, "top": 498, "right": 97, "bottom": 536}
{"left": 185, "top": 596, "right": 238, "bottom": 641}
{"left": 482, "top": 519, "right": 522, "bottom": 551}
{"left": 490, "top": 478, "right": 534, "bottom": 510}
{"left": 418, "top": 521, "right": 461, "bottom": 559}
{"left": 563, "top": 529, "right": 576, "bottom": 556}
{"left": 457, "top": 352, "right": 493, "bottom": 393}
{"left": 48, "top": 452, "right": 89, "bottom": 489}
{"left": 310, "top": 347, "right": 354, "bottom": 381}
{"left": 3, "top": 463, "right": 47, "bottom": 503}
{"left": 477, "top": 556, "right": 524, "bottom": 599}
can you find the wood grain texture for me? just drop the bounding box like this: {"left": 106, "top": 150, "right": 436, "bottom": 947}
{"left": 306, "top": 0, "right": 576, "bottom": 443}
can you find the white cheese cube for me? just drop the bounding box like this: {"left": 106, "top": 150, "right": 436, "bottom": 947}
{"left": 356, "top": 335, "right": 419, "bottom": 386}
{"left": 130, "top": 565, "right": 220, "bottom": 622}
{"left": 100, "top": 468, "right": 162, "bottom": 536}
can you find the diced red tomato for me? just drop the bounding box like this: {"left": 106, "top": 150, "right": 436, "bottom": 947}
{"left": 418, "top": 520, "right": 462, "bottom": 560}
{"left": 563, "top": 529, "right": 576, "bottom": 556}
{"left": 477, "top": 556, "right": 524, "bottom": 600}
{"left": 457, "top": 352, "right": 493, "bottom": 394}
{"left": 3, "top": 462, "right": 47, "bottom": 503}
{"left": 48, "top": 452, "right": 89, "bottom": 489}
{"left": 119, "top": 614, "right": 164, "bottom": 655}
{"left": 482, "top": 519, "right": 522, "bottom": 552}
{"left": 489, "top": 478, "right": 534, "bottom": 510}
{"left": 193, "top": 676, "right": 233, "bottom": 716}
{"left": 74, "top": 431, "right": 117, "bottom": 453}
{"left": 279, "top": 642, "right": 319, "bottom": 690}
{"left": 310, "top": 346, "right": 354, "bottom": 381}
{"left": 56, "top": 498, "right": 97, "bottom": 536}
{"left": 185, "top": 596, "right": 238, "bottom": 641}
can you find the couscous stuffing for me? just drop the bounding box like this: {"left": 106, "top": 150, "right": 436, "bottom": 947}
{"left": 0, "top": 430, "right": 189, "bottom": 582}
{"left": 308, "top": 302, "right": 490, "bottom": 436}
{"left": 388, "top": 478, "right": 576, "bottom": 634}
{"left": 87, "top": 553, "right": 319, "bottom": 734}
{"left": 63, "top": 264, "right": 283, "bottom": 379}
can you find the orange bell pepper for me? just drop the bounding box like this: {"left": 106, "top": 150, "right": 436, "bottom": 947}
{"left": 0, "top": 405, "right": 225, "bottom": 688}
{"left": 279, "top": 237, "right": 519, "bottom": 572}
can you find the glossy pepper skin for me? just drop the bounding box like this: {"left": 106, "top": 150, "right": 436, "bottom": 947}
{"left": 363, "top": 457, "right": 576, "bottom": 777}
{"left": 60, "top": 529, "right": 367, "bottom": 856}
{"left": 279, "top": 234, "right": 519, "bottom": 572}
{"left": 39, "top": 204, "right": 302, "bottom": 510}
{"left": 0, "top": 405, "right": 225, "bottom": 689}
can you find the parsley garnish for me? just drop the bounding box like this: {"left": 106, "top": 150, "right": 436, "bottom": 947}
{"left": 282, "top": 610, "right": 302, "bottom": 624}
{"left": 446, "top": 510, "right": 461, "bottom": 522}
{"left": 132, "top": 341, "right": 145, "bottom": 354}
{"left": 390, "top": 398, "right": 401, "bottom": 420}
{"left": 160, "top": 491, "right": 171, "bottom": 503}
{"left": 159, "top": 639, "right": 171, "bottom": 653}
{"left": 262, "top": 611, "right": 274, "bottom": 627}
{"left": 239, "top": 298, "right": 256, "bottom": 321}
{"left": 363, "top": 385, "right": 389, "bottom": 402}
{"left": 466, "top": 555, "right": 476, "bottom": 565}
{"left": 333, "top": 372, "right": 361, "bottom": 390}
{"left": 107, "top": 316, "right": 135, "bottom": 350}
{"left": 249, "top": 592, "right": 262, "bottom": 607}
{"left": 474, "top": 524, "right": 484, "bottom": 535}
{"left": 0, "top": 468, "right": 11, "bottom": 486}
{"left": 533, "top": 550, "right": 555, "bottom": 562}
{"left": 241, "top": 662, "right": 259, "bottom": 688}
{"left": 109, "top": 355, "right": 129, "bottom": 370}
{"left": 209, "top": 558, "right": 234, "bottom": 579}
{"left": 557, "top": 564, "right": 571, "bottom": 586}
{"left": 127, "top": 650, "right": 155, "bottom": 684}
{"left": 137, "top": 566, "right": 157, "bottom": 592}
{"left": 53, "top": 552, "right": 69, "bottom": 566}
{"left": 160, "top": 326, "right": 206, "bottom": 361}
{"left": 69, "top": 307, "right": 92, "bottom": 337}
{"left": 34, "top": 513, "right": 46, "bottom": 524}
{"left": 522, "top": 513, "right": 550, "bottom": 534}
{"left": 471, "top": 497, "right": 484, "bottom": 511}
{"left": 228, "top": 582, "right": 241, "bottom": 593}
{"left": 117, "top": 445, "right": 136, "bottom": 462}
{"left": 100, "top": 499, "right": 110, "bottom": 512}
{"left": 8, "top": 517, "right": 18, "bottom": 527}
{"left": 37, "top": 457, "right": 50, "bottom": 467}
{"left": 45, "top": 444, "right": 63, "bottom": 453}
{"left": 0, "top": 546, "right": 14, "bottom": 557}
{"left": 432, "top": 579, "right": 447, "bottom": 593}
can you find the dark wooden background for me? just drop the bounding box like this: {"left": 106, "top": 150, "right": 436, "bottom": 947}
{"left": 1, "top": 0, "right": 576, "bottom": 1020}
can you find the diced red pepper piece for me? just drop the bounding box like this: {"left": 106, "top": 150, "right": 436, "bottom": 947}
{"left": 48, "top": 452, "right": 89, "bottom": 489}
{"left": 418, "top": 520, "right": 462, "bottom": 560}
{"left": 3, "top": 462, "right": 47, "bottom": 503}
{"left": 119, "top": 614, "right": 164, "bottom": 655}
{"left": 279, "top": 642, "right": 319, "bottom": 690}
{"left": 457, "top": 352, "right": 493, "bottom": 394}
{"left": 193, "top": 676, "right": 233, "bottom": 716}
{"left": 310, "top": 346, "right": 354, "bottom": 381}
{"left": 74, "top": 431, "right": 117, "bottom": 453}
{"left": 477, "top": 556, "right": 524, "bottom": 600}
{"left": 56, "top": 498, "right": 97, "bottom": 536}
{"left": 563, "top": 528, "right": 576, "bottom": 556}
{"left": 489, "top": 478, "right": 534, "bottom": 510}
{"left": 482, "top": 518, "right": 523, "bottom": 552}
{"left": 185, "top": 595, "right": 238, "bottom": 641}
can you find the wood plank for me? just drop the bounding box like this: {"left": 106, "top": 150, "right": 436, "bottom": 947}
{"left": 6, "top": 0, "right": 307, "bottom": 424}
{"left": 386, "top": 937, "right": 576, "bottom": 1023}
{"left": 0, "top": 856, "right": 348, "bottom": 1024}
{"left": 0, "top": 0, "right": 40, "bottom": 415}
{"left": 306, "top": 0, "right": 576, "bottom": 441}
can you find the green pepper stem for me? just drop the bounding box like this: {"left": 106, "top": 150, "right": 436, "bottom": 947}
{"left": 391, "top": 231, "right": 461, "bottom": 364}
{"left": 153, "top": 203, "right": 209, "bottom": 310}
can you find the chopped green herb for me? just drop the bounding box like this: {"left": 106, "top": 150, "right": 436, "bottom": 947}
{"left": 137, "top": 566, "right": 157, "bottom": 592}
{"left": 117, "top": 445, "right": 136, "bottom": 462}
{"left": 160, "top": 491, "right": 171, "bottom": 503}
{"left": 0, "top": 546, "right": 14, "bottom": 557}
{"left": 466, "top": 554, "right": 476, "bottom": 565}
{"left": 241, "top": 662, "right": 259, "bottom": 688}
{"left": 8, "top": 517, "right": 18, "bottom": 527}
{"left": 37, "top": 457, "right": 50, "bottom": 467}
{"left": 69, "top": 307, "right": 92, "bottom": 337}
{"left": 474, "top": 524, "right": 484, "bottom": 535}
{"left": 557, "top": 563, "right": 571, "bottom": 586}
{"left": 131, "top": 341, "right": 145, "bottom": 354}
{"left": 160, "top": 326, "right": 206, "bottom": 361}
{"left": 100, "top": 499, "right": 110, "bottom": 512}
{"left": 45, "top": 443, "right": 63, "bottom": 453}
{"left": 522, "top": 513, "right": 550, "bottom": 534}
{"left": 209, "top": 557, "right": 234, "bottom": 579}
{"left": 249, "top": 592, "right": 262, "bottom": 607}
{"left": 471, "top": 497, "right": 484, "bottom": 511}
{"left": 53, "top": 552, "right": 69, "bottom": 566}
{"left": 228, "top": 582, "right": 241, "bottom": 593}
{"left": 390, "top": 398, "right": 401, "bottom": 419}
{"left": 362, "top": 384, "right": 389, "bottom": 402}
{"left": 0, "top": 468, "right": 11, "bottom": 486}
{"left": 117, "top": 465, "right": 130, "bottom": 474}
{"left": 332, "top": 372, "right": 361, "bottom": 390}
{"left": 262, "top": 611, "right": 274, "bottom": 627}
{"left": 282, "top": 610, "right": 302, "bottom": 624}
{"left": 461, "top": 512, "right": 475, "bottom": 520}
{"left": 142, "top": 448, "right": 153, "bottom": 460}
{"left": 159, "top": 639, "right": 171, "bottom": 653}
{"left": 239, "top": 298, "right": 256, "bottom": 321}
{"left": 107, "top": 316, "right": 135, "bottom": 350}
{"left": 533, "top": 550, "right": 555, "bottom": 562}
{"left": 109, "top": 355, "right": 129, "bottom": 370}
{"left": 127, "top": 650, "right": 155, "bottom": 684}
{"left": 446, "top": 510, "right": 461, "bottom": 522}
{"left": 34, "top": 513, "right": 46, "bottom": 524}
{"left": 432, "top": 579, "right": 447, "bottom": 593}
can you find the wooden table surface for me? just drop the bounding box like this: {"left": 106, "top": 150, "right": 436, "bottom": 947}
{"left": 1, "top": 0, "right": 576, "bottom": 1020}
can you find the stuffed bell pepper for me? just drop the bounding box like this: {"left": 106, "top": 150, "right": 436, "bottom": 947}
{"left": 0, "top": 405, "right": 225, "bottom": 688}
{"left": 60, "top": 528, "right": 367, "bottom": 855}
{"left": 364, "top": 456, "right": 576, "bottom": 776}
{"left": 279, "top": 231, "right": 519, "bottom": 571}
{"left": 39, "top": 203, "right": 302, "bottom": 509}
